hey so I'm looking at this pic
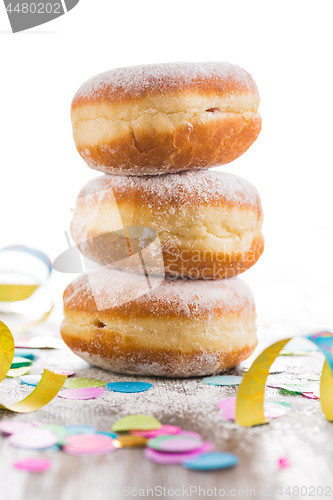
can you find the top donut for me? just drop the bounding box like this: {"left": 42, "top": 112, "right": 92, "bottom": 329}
{"left": 71, "top": 62, "right": 261, "bottom": 176}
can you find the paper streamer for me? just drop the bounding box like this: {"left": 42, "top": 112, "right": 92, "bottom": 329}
{"left": 0, "top": 321, "right": 66, "bottom": 413}
{"left": 235, "top": 331, "right": 333, "bottom": 427}
{"left": 0, "top": 246, "right": 53, "bottom": 332}
{"left": 0, "top": 245, "right": 52, "bottom": 302}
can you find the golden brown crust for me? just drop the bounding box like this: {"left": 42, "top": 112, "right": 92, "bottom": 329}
{"left": 163, "top": 232, "right": 264, "bottom": 279}
{"left": 61, "top": 273, "right": 257, "bottom": 376}
{"left": 60, "top": 328, "right": 257, "bottom": 377}
{"left": 75, "top": 113, "right": 261, "bottom": 175}
{"left": 71, "top": 62, "right": 261, "bottom": 175}
{"left": 70, "top": 171, "right": 264, "bottom": 280}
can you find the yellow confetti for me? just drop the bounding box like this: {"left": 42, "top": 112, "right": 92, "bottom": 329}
{"left": 113, "top": 435, "right": 148, "bottom": 448}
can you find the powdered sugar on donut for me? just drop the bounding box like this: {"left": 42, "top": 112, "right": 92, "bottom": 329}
{"left": 63, "top": 271, "right": 255, "bottom": 318}
{"left": 77, "top": 171, "right": 261, "bottom": 211}
{"left": 72, "top": 62, "right": 259, "bottom": 106}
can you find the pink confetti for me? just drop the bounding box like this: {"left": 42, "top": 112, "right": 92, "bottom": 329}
{"left": 148, "top": 434, "right": 203, "bottom": 453}
{"left": 145, "top": 442, "right": 214, "bottom": 465}
{"left": 9, "top": 429, "right": 58, "bottom": 449}
{"left": 13, "top": 458, "right": 52, "bottom": 473}
{"left": 58, "top": 387, "right": 104, "bottom": 400}
{"left": 301, "top": 392, "right": 319, "bottom": 399}
{"left": 278, "top": 457, "right": 292, "bottom": 469}
{"left": 264, "top": 403, "right": 288, "bottom": 419}
{"left": 63, "top": 433, "right": 116, "bottom": 456}
{"left": 179, "top": 430, "right": 202, "bottom": 440}
{"left": 219, "top": 397, "right": 288, "bottom": 421}
{"left": 0, "top": 420, "right": 34, "bottom": 435}
{"left": 130, "top": 425, "right": 181, "bottom": 438}
{"left": 218, "top": 397, "right": 237, "bottom": 420}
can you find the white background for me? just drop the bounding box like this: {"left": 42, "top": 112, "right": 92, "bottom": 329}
{"left": 1, "top": 1, "right": 333, "bottom": 331}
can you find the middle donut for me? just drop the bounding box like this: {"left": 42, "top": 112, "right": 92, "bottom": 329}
{"left": 70, "top": 170, "right": 264, "bottom": 279}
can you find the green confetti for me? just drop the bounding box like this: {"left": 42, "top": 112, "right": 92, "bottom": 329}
{"left": 112, "top": 414, "right": 161, "bottom": 432}
{"left": 64, "top": 377, "right": 105, "bottom": 389}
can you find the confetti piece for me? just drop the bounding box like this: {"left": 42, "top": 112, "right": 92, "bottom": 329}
{"left": 182, "top": 452, "right": 239, "bottom": 471}
{"left": 13, "top": 458, "right": 52, "bottom": 473}
{"left": 145, "top": 441, "right": 214, "bottom": 465}
{"left": 130, "top": 425, "right": 181, "bottom": 438}
{"left": 113, "top": 435, "right": 148, "bottom": 448}
{"left": 48, "top": 370, "right": 75, "bottom": 377}
{"left": 64, "top": 377, "right": 105, "bottom": 389}
{"left": 62, "top": 434, "right": 116, "bottom": 456}
{"left": 58, "top": 387, "right": 104, "bottom": 400}
{"left": 235, "top": 332, "right": 333, "bottom": 426}
{"left": 179, "top": 430, "right": 202, "bottom": 440}
{"left": 106, "top": 381, "right": 152, "bottom": 393}
{"left": 279, "top": 389, "right": 299, "bottom": 396}
{"left": 112, "top": 414, "right": 161, "bottom": 432}
{"left": 268, "top": 382, "right": 317, "bottom": 393}
{"left": 219, "top": 397, "right": 290, "bottom": 421}
{"left": 14, "top": 349, "right": 38, "bottom": 361}
{"left": 20, "top": 375, "right": 43, "bottom": 387}
{"left": 10, "top": 357, "right": 32, "bottom": 369}
{"left": 202, "top": 375, "right": 243, "bottom": 386}
{"left": 6, "top": 366, "right": 30, "bottom": 378}
{"left": 279, "top": 350, "right": 315, "bottom": 356}
{"left": 301, "top": 392, "right": 319, "bottom": 399}
{"left": 148, "top": 434, "right": 203, "bottom": 453}
{"left": 38, "top": 425, "right": 68, "bottom": 445}
{"left": 313, "top": 387, "right": 320, "bottom": 399}
{"left": 278, "top": 457, "right": 291, "bottom": 469}
{"left": 42, "top": 445, "right": 61, "bottom": 452}
{"left": 0, "top": 420, "right": 34, "bottom": 435}
{"left": 9, "top": 428, "right": 58, "bottom": 449}
{"left": 66, "top": 425, "right": 97, "bottom": 435}
{"left": 218, "top": 397, "right": 237, "bottom": 421}
{"left": 98, "top": 431, "right": 117, "bottom": 439}
{"left": 264, "top": 402, "right": 290, "bottom": 419}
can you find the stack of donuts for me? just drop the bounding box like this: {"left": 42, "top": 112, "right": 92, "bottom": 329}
{"left": 61, "top": 62, "right": 264, "bottom": 377}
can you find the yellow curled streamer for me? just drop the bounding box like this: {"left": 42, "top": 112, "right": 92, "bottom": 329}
{"left": 0, "top": 321, "right": 66, "bottom": 413}
{"left": 320, "top": 360, "right": 333, "bottom": 421}
{"left": 235, "top": 334, "right": 333, "bottom": 427}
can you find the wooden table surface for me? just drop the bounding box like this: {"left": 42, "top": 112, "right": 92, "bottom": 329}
{"left": 1, "top": 278, "right": 333, "bottom": 500}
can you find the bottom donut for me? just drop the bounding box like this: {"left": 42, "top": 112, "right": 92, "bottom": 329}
{"left": 61, "top": 270, "right": 257, "bottom": 377}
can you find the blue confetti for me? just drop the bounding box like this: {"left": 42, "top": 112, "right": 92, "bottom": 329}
{"left": 97, "top": 431, "right": 117, "bottom": 439}
{"left": 106, "top": 382, "right": 152, "bottom": 393}
{"left": 182, "top": 452, "right": 239, "bottom": 470}
{"left": 14, "top": 349, "right": 38, "bottom": 361}
{"left": 20, "top": 375, "right": 42, "bottom": 387}
{"left": 202, "top": 376, "right": 243, "bottom": 386}
{"left": 65, "top": 425, "right": 97, "bottom": 435}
